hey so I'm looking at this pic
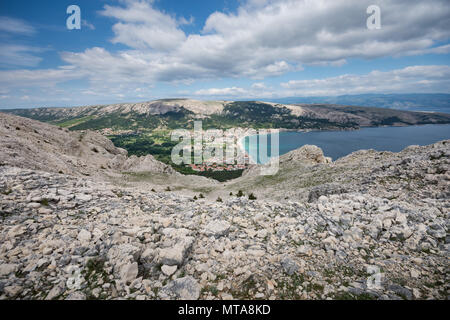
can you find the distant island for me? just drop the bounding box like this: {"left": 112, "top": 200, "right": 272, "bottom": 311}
{"left": 264, "top": 93, "right": 450, "bottom": 113}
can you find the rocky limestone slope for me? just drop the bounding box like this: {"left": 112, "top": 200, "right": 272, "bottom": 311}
{"left": 5, "top": 99, "right": 229, "bottom": 120}
{"left": 230, "top": 140, "right": 450, "bottom": 203}
{"left": 0, "top": 139, "right": 448, "bottom": 300}
{"left": 0, "top": 112, "right": 175, "bottom": 178}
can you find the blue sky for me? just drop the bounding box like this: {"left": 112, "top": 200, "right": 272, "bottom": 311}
{"left": 0, "top": 0, "right": 449, "bottom": 108}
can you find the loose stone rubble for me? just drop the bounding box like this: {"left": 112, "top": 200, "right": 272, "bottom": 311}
{"left": 0, "top": 138, "right": 448, "bottom": 300}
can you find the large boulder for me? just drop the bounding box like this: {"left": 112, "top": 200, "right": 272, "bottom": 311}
{"left": 203, "top": 220, "right": 231, "bottom": 238}
{"left": 279, "top": 145, "right": 332, "bottom": 165}
{"left": 158, "top": 237, "right": 194, "bottom": 266}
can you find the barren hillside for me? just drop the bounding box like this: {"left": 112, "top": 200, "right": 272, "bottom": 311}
{"left": 0, "top": 114, "right": 448, "bottom": 300}
{"left": 0, "top": 112, "right": 175, "bottom": 178}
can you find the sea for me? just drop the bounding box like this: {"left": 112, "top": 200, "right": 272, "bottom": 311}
{"left": 243, "top": 124, "right": 450, "bottom": 164}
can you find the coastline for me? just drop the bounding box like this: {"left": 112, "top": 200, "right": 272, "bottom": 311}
{"left": 239, "top": 123, "right": 450, "bottom": 163}
{"left": 237, "top": 132, "right": 252, "bottom": 164}
{"left": 236, "top": 129, "right": 279, "bottom": 165}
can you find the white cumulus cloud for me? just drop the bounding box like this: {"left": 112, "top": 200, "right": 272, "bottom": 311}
{"left": 1, "top": 0, "right": 450, "bottom": 107}
{"left": 64, "top": 0, "right": 450, "bottom": 83}
{"left": 280, "top": 65, "right": 450, "bottom": 96}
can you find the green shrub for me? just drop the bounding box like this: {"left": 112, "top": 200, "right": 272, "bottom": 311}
{"left": 39, "top": 198, "right": 49, "bottom": 206}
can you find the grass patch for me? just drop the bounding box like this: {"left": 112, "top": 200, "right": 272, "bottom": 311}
{"left": 82, "top": 257, "right": 110, "bottom": 299}
{"left": 277, "top": 274, "right": 305, "bottom": 300}
{"left": 201, "top": 285, "right": 219, "bottom": 297}
{"left": 39, "top": 198, "right": 49, "bottom": 206}
{"left": 53, "top": 116, "right": 95, "bottom": 128}
{"left": 233, "top": 275, "right": 258, "bottom": 299}
{"left": 1, "top": 189, "right": 12, "bottom": 195}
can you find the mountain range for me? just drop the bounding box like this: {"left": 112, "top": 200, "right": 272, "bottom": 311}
{"left": 3, "top": 99, "right": 450, "bottom": 133}
{"left": 265, "top": 94, "right": 450, "bottom": 113}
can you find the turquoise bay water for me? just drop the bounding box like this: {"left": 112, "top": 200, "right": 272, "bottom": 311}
{"left": 244, "top": 124, "right": 450, "bottom": 163}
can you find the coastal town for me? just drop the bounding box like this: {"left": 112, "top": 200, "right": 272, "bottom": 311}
{"left": 95, "top": 125, "right": 257, "bottom": 173}
{"left": 185, "top": 128, "right": 254, "bottom": 172}
{"left": 186, "top": 161, "right": 249, "bottom": 172}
